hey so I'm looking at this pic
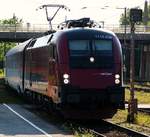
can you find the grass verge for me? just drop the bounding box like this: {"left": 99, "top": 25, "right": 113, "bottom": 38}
{"left": 106, "top": 109, "right": 150, "bottom": 136}
{"left": 75, "top": 131, "right": 94, "bottom": 137}
{"left": 125, "top": 88, "right": 150, "bottom": 104}
{"left": 0, "top": 69, "right": 4, "bottom": 78}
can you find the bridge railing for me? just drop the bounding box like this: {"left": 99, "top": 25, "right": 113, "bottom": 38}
{"left": 0, "top": 24, "right": 50, "bottom": 32}
{"left": 0, "top": 23, "right": 150, "bottom": 33}
{"left": 104, "top": 24, "right": 150, "bottom": 33}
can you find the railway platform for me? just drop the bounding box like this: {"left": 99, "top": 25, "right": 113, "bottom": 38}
{"left": 0, "top": 104, "right": 73, "bottom": 137}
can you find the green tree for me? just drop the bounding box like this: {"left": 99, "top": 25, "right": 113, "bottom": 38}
{"left": 0, "top": 14, "right": 23, "bottom": 62}
{"left": 0, "top": 43, "right": 16, "bottom": 60}
{"left": 119, "top": 8, "right": 130, "bottom": 25}
{"left": 143, "top": 0, "right": 149, "bottom": 25}
{"left": 1, "top": 13, "right": 23, "bottom": 25}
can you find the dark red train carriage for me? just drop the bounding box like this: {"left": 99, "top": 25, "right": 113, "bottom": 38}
{"left": 5, "top": 19, "right": 124, "bottom": 118}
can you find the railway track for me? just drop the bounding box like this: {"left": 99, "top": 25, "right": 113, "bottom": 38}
{"left": 94, "top": 120, "right": 149, "bottom": 137}
{"left": 69, "top": 119, "right": 149, "bottom": 137}
{"left": 138, "top": 108, "right": 150, "bottom": 115}
{"left": 1, "top": 79, "right": 149, "bottom": 137}
{"left": 23, "top": 101, "right": 150, "bottom": 137}
{"left": 125, "top": 86, "right": 150, "bottom": 92}
{"left": 89, "top": 129, "right": 107, "bottom": 137}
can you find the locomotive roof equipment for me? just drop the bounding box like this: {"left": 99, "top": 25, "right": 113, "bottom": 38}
{"left": 57, "top": 18, "right": 101, "bottom": 29}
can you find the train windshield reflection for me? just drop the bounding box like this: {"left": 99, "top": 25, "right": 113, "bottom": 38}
{"left": 69, "top": 39, "right": 113, "bottom": 68}
{"left": 69, "top": 40, "right": 90, "bottom": 56}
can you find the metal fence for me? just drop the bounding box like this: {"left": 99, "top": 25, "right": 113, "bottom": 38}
{"left": 0, "top": 24, "right": 50, "bottom": 32}
{"left": 104, "top": 24, "right": 150, "bottom": 33}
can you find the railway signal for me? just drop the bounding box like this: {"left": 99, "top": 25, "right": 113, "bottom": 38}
{"left": 130, "top": 9, "right": 142, "bottom": 22}
{"left": 127, "top": 8, "right": 142, "bottom": 123}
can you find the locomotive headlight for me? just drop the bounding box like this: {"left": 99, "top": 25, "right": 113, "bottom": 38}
{"left": 115, "top": 74, "right": 120, "bottom": 84}
{"left": 115, "top": 74, "right": 120, "bottom": 79}
{"left": 63, "top": 73, "right": 70, "bottom": 84}
{"left": 64, "top": 79, "right": 70, "bottom": 84}
{"left": 63, "top": 74, "right": 69, "bottom": 79}
{"left": 115, "top": 79, "right": 120, "bottom": 84}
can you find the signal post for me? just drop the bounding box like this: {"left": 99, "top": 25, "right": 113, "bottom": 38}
{"left": 127, "top": 8, "right": 142, "bottom": 122}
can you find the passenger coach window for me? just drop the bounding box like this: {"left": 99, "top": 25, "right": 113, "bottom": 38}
{"left": 69, "top": 40, "right": 90, "bottom": 56}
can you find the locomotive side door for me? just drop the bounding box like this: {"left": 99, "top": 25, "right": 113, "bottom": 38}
{"left": 48, "top": 43, "right": 59, "bottom": 103}
{"left": 25, "top": 39, "right": 36, "bottom": 89}
{"left": 29, "top": 48, "right": 33, "bottom": 88}
{"left": 24, "top": 46, "right": 33, "bottom": 90}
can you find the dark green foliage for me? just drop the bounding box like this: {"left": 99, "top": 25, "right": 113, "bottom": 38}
{"left": 143, "top": 0, "right": 149, "bottom": 25}
{"left": 0, "top": 15, "right": 23, "bottom": 62}
{"left": 119, "top": 8, "right": 130, "bottom": 25}
{"left": 0, "top": 43, "right": 16, "bottom": 61}
{"left": 0, "top": 14, "right": 23, "bottom": 25}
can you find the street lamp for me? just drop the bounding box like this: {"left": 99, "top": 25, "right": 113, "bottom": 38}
{"left": 81, "top": 5, "right": 109, "bottom": 10}
{"left": 81, "top": 6, "right": 108, "bottom": 28}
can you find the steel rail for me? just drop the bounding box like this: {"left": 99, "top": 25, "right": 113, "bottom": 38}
{"left": 125, "top": 86, "right": 150, "bottom": 92}
{"left": 100, "top": 120, "right": 149, "bottom": 137}
{"left": 89, "top": 129, "right": 107, "bottom": 137}
{"left": 66, "top": 119, "right": 149, "bottom": 137}
{"left": 138, "top": 108, "right": 150, "bottom": 115}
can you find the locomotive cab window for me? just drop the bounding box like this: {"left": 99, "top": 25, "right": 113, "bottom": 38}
{"left": 69, "top": 39, "right": 113, "bottom": 68}
{"left": 69, "top": 40, "right": 90, "bottom": 56}
{"left": 69, "top": 40, "right": 91, "bottom": 68}
{"left": 92, "top": 40, "right": 113, "bottom": 68}
{"left": 93, "top": 40, "right": 112, "bottom": 55}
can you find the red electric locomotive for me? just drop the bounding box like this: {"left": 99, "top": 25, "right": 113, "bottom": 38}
{"left": 5, "top": 18, "right": 124, "bottom": 119}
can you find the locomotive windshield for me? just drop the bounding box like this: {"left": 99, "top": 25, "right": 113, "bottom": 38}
{"left": 69, "top": 40, "right": 90, "bottom": 56}
{"left": 69, "top": 39, "right": 113, "bottom": 68}
{"left": 93, "top": 40, "right": 112, "bottom": 55}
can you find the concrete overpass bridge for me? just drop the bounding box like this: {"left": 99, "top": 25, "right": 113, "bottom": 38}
{"left": 0, "top": 32, "right": 43, "bottom": 42}
{"left": 1, "top": 31, "right": 150, "bottom": 43}
{"left": 0, "top": 24, "right": 150, "bottom": 42}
